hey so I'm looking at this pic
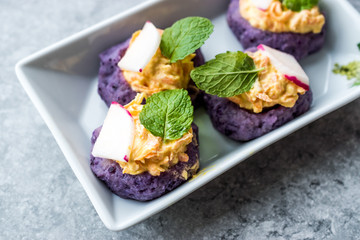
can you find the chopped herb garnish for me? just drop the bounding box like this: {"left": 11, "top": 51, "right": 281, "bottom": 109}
{"left": 333, "top": 61, "right": 360, "bottom": 86}
{"left": 333, "top": 43, "right": 360, "bottom": 86}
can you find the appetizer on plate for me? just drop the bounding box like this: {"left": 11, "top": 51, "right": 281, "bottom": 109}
{"left": 227, "top": 0, "right": 326, "bottom": 60}
{"left": 191, "top": 44, "right": 312, "bottom": 141}
{"left": 90, "top": 89, "right": 200, "bottom": 201}
{"left": 98, "top": 17, "right": 214, "bottom": 108}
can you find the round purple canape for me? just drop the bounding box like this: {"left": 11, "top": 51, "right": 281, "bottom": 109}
{"left": 203, "top": 90, "right": 312, "bottom": 141}
{"left": 98, "top": 38, "right": 205, "bottom": 108}
{"left": 202, "top": 46, "right": 313, "bottom": 141}
{"left": 227, "top": 0, "right": 326, "bottom": 60}
{"left": 90, "top": 124, "right": 200, "bottom": 201}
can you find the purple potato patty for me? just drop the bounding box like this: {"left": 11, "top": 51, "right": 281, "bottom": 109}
{"left": 203, "top": 90, "right": 313, "bottom": 141}
{"left": 227, "top": 0, "right": 326, "bottom": 60}
{"left": 98, "top": 38, "right": 205, "bottom": 107}
{"left": 90, "top": 124, "right": 200, "bottom": 201}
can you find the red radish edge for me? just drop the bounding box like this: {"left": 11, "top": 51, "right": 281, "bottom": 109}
{"left": 258, "top": 7, "right": 266, "bottom": 11}
{"left": 284, "top": 75, "right": 309, "bottom": 91}
{"left": 146, "top": 20, "right": 151, "bottom": 23}
{"left": 111, "top": 102, "right": 133, "bottom": 117}
{"left": 124, "top": 155, "right": 129, "bottom": 162}
{"left": 256, "top": 45, "right": 309, "bottom": 91}
{"left": 257, "top": 44, "right": 265, "bottom": 51}
{"left": 139, "top": 68, "right": 143, "bottom": 72}
{"left": 125, "top": 109, "right": 132, "bottom": 117}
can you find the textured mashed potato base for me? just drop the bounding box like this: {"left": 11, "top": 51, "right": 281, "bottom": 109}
{"left": 117, "top": 93, "right": 193, "bottom": 176}
{"left": 239, "top": 0, "right": 325, "bottom": 34}
{"left": 122, "top": 30, "right": 196, "bottom": 96}
{"left": 227, "top": 50, "right": 306, "bottom": 113}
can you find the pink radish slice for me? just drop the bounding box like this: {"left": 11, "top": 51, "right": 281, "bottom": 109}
{"left": 257, "top": 44, "right": 310, "bottom": 90}
{"left": 92, "top": 102, "right": 135, "bottom": 163}
{"left": 284, "top": 75, "right": 310, "bottom": 91}
{"left": 251, "top": 0, "right": 273, "bottom": 10}
{"left": 118, "top": 21, "right": 161, "bottom": 72}
{"left": 257, "top": 44, "right": 265, "bottom": 51}
{"left": 113, "top": 101, "right": 132, "bottom": 117}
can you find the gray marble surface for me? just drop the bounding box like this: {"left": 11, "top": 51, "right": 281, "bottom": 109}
{"left": 2, "top": 0, "right": 360, "bottom": 239}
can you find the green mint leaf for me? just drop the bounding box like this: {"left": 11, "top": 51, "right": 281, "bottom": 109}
{"left": 357, "top": 43, "right": 360, "bottom": 52}
{"left": 160, "top": 17, "right": 214, "bottom": 63}
{"left": 282, "top": 0, "right": 319, "bottom": 11}
{"left": 139, "top": 89, "right": 193, "bottom": 141}
{"left": 190, "top": 51, "right": 262, "bottom": 98}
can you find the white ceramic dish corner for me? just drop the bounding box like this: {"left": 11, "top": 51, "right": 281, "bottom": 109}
{"left": 15, "top": 0, "right": 360, "bottom": 231}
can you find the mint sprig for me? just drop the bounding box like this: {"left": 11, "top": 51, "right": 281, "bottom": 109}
{"left": 139, "top": 89, "right": 193, "bottom": 141}
{"left": 160, "top": 17, "right": 214, "bottom": 63}
{"left": 281, "top": 0, "right": 319, "bottom": 12}
{"left": 190, "top": 51, "right": 262, "bottom": 98}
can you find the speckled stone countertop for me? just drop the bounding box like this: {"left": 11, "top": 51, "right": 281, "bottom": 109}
{"left": 2, "top": 0, "right": 360, "bottom": 239}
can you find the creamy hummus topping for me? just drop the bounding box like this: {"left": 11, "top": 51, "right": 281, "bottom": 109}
{"left": 239, "top": 0, "right": 325, "bottom": 34}
{"left": 122, "top": 30, "right": 195, "bottom": 96}
{"left": 227, "top": 50, "right": 306, "bottom": 113}
{"left": 118, "top": 93, "right": 194, "bottom": 176}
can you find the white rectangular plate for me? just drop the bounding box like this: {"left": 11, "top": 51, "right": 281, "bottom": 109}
{"left": 15, "top": 0, "right": 360, "bottom": 231}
